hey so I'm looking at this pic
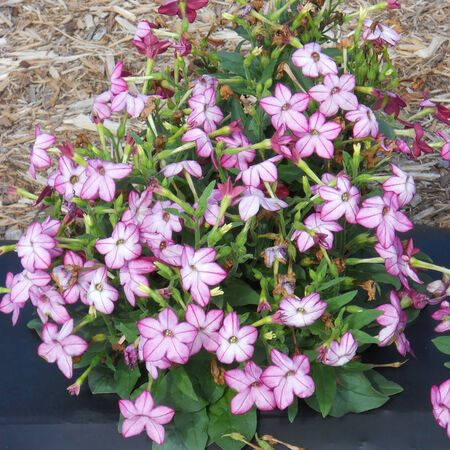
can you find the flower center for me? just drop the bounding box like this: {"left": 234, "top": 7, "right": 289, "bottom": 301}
{"left": 286, "top": 370, "right": 295, "bottom": 377}
{"left": 251, "top": 381, "right": 260, "bottom": 387}
{"left": 382, "top": 205, "right": 389, "bottom": 216}
{"left": 116, "top": 239, "right": 125, "bottom": 245}
{"left": 70, "top": 175, "right": 79, "bottom": 184}
{"left": 282, "top": 103, "right": 291, "bottom": 111}
{"left": 163, "top": 212, "right": 171, "bottom": 222}
{"left": 163, "top": 329, "right": 173, "bottom": 337}
{"left": 341, "top": 192, "right": 349, "bottom": 202}
{"left": 331, "top": 87, "right": 339, "bottom": 94}
{"left": 296, "top": 307, "right": 305, "bottom": 314}
{"left": 228, "top": 336, "right": 239, "bottom": 344}
{"left": 160, "top": 241, "right": 167, "bottom": 250}
{"left": 311, "top": 129, "right": 319, "bottom": 136}
{"left": 311, "top": 52, "right": 320, "bottom": 62}
{"left": 95, "top": 283, "right": 103, "bottom": 292}
{"left": 98, "top": 166, "right": 105, "bottom": 175}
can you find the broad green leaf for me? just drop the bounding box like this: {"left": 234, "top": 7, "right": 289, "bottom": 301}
{"left": 154, "top": 408, "right": 209, "bottom": 450}
{"left": 194, "top": 181, "right": 216, "bottom": 221}
{"left": 73, "top": 341, "right": 107, "bottom": 369}
{"left": 171, "top": 366, "right": 200, "bottom": 402}
{"left": 88, "top": 365, "right": 116, "bottom": 394}
{"left": 216, "top": 52, "right": 246, "bottom": 77}
{"left": 115, "top": 321, "right": 139, "bottom": 342}
{"left": 326, "top": 290, "right": 358, "bottom": 313}
{"left": 27, "top": 318, "right": 43, "bottom": 336}
{"left": 288, "top": 396, "right": 298, "bottom": 423}
{"left": 114, "top": 359, "right": 141, "bottom": 398}
{"left": 365, "top": 370, "right": 403, "bottom": 396}
{"left": 208, "top": 390, "right": 257, "bottom": 450}
{"left": 350, "top": 329, "right": 379, "bottom": 344}
{"left": 310, "top": 363, "right": 336, "bottom": 417}
{"left": 344, "top": 309, "right": 384, "bottom": 330}
{"left": 432, "top": 336, "right": 450, "bottom": 355}
{"left": 377, "top": 118, "right": 395, "bottom": 139}
{"left": 222, "top": 279, "right": 260, "bottom": 306}
{"left": 444, "top": 362, "right": 450, "bottom": 369}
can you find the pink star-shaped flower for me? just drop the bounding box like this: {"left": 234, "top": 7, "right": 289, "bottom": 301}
{"left": 279, "top": 293, "right": 327, "bottom": 328}
{"left": 29, "top": 125, "right": 56, "bottom": 179}
{"left": 218, "top": 132, "right": 256, "bottom": 171}
{"left": 119, "top": 258, "right": 156, "bottom": 306}
{"left": 345, "top": 104, "right": 379, "bottom": 138}
{"left": 84, "top": 266, "right": 119, "bottom": 314}
{"left": 319, "top": 332, "right": 358, "bottom": 367}
{"left": 291, "top": 42, "right": 338, "bottom": 78}
{"left": 188, "top": 88, "right": 223, "bottom": 132}
{"left": 382, "top": 163, "right": 415, "bottom": 207}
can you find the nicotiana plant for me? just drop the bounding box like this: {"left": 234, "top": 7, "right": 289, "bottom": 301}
{"left": 1, "top": 0, "right": 450, "bottom": 447}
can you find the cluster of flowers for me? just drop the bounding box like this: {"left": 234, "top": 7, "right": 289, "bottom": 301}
{"left": 1, "top": 0, "right": 449, "bottom": 445}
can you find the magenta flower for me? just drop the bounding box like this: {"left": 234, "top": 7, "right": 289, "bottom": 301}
{"left": 387, "top": 0, "right": 401, "bottom": 9}
{"left": 96, "top": 222, "right": 142, "bottom": 269}
{"left": 431, "top": 379, "right": 450, "bottom": 438}
{"left": 180, "top": 246, "right": 227, "bottom": 307}
{"left": 137, "top": 307, "right": 197, "bottom": 364}
{"left": 218, "top": 132, "right": 256, "bottom": 171}
{"left": 54, "top": 156, "right": 87, "bottom": 200}
{"left": 382, "top": 163, "right": 415, "bottom": 207}
{"left": 436, "top": 131, "right": 450, "bottom": 161}
{"left": 162, "top": 160, "right": 202, "bottom": 178}
{"left": 271, "top": 124, "right": 295, "bottom": 159}
{"left": 119, "top": 390, "right": 174, "bottom": 444}
{"left": 292, "top": 213, "right": 342, "bottom": 252}
{"left": 17, "top": 222, "right": 56, "bottom": 272}
{"left": 224, "top": 361, "right": 276, "bottom": 414}
{"left": 193, "top": 75, "right": 219, "bottom": 96}
{"left": 173, "top": 35, "right": 192, "bottom": 57}
{"left": 131, "top": 25, "right": 171, "bottom": 60}
{"left": 362, "top": 19, "right": 401, "bottom": 46}
{"left": 309, "top": 74, "right": 358, "bottom": 117}
{"left": 261, "top": 349, "right": 315, "bottom": 410}
{"left": 30, "top": 285, "right": 70, "bottom": 325}
{"left": 111, "top": 90, "right": 150, "bottom": 117}
{"left": 38, "top": 319, "right": 88, "bottom": 378}
{"left": 158, "top": 0, "right": 209, "bottom": 23}
{"left": 291, "top": 42, "right": 338, "bottom": 78}
{"left": 182, "top": 127, "right": 214, "bottom": 158}
{"left": 432, "top": 301, "right": 450, "bottom": 333}
{"left": 110, "top": 61, "right": 127, "bottom": 95}
{"left": 216, "top": 312, "right": 258, "bottom": 364}
{"left": 80, "top": 159, "right": 132, "bottom": 202}
{"left": 188, "top": 88, "right": 223, "bottom": 132}
{"left": 294, "top": 112, "right": 341, "bottom": 159}
{"left": 119, "top": 258, "right": 156, "bottom": 306}
{"left": 237, "top": 156, "right": 282, "bottom": 187}
{"left": 376, "top": 290, "right": 413, "bottom": 356}
{"left": 279, "top": 293, "right": 327, "bottom": 328}
{"left": 318, "top": 175, "right": 360, "bottom": 224}
{"left": 92, "top": 91, "right": 112, "bottom": 122}
{"left": 0, "top": 273, "right": 26, "bottom": 326}
{"left": 356, "top": 191, "right": 413, "bottom": 248}
{"left": 319, "top": 332, "right": 358, "bottom": 366}
{"left": 235, "top": 187, "right": 288, "bottom": 222}
{"left": 185, "top": 303, "right": 223, "bottom": 354}
{"left": 345, "top": 104, "right": 379, "bottom": 138}
{"left": 29, "top": 125, "right": 56, "bottom": 179}
{"left": 122, "top": 189, "right": 153, "bottom": 228}
{"left": 85, "top": 266, "right": 119, "bottom": 314}
{"left": 259, "top": 83, "right": 309, "bottom": 133}
{"left": 372, "top": 89, "right": 406, "bottom": 118}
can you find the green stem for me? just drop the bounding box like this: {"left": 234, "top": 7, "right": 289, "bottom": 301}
{"left": 410, "top": 258, "right": 450, "bottom": 276}
{"left": 143, "top": 58, "right": 155, "bottom": 95}
{"left": 0, "top": 244, "right": 17, "bottom": 255}
{"left": 0, "top": 287, "right": 11, "bottom": 294}
{"left": 296, "top": 158, "right": 322, "bottom": 185}
{"left": 346, "top": 257, "right": 384, "bottom": 265}
{"left": 73, "top": 314, "right": 96, "bottom": 333}
{"left": 321, "top": 247, "right": 339, "bottom": 278}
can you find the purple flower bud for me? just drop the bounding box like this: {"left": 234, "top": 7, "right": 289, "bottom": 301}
{"left": 124, "top": 344, "right": 139, "bottom": 370}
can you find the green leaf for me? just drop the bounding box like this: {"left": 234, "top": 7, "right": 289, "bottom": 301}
{"left": 154, "top": 408, "right": 209, "bottom": 450}
{"left": 278, "top": 165, "right": 301, "bottom": 184}
{"left": 171, "top": 366, "right": 200, "bottom": 402}
{"left": 365, "top": 370, "right": 403, "bottom": 396}
{"left": 310, "top": 363, "right": 336, "bottom": 417}
{"left": 194, "top": 181, "right": 216, "bottom": 220}
{"left": 115, "top": 321, "right": 139, "bottom": 342}
{"left": 287, "top": 396, "right": 298, "bottom": 423}
{"left": 344, "top": 309, "right": 384, "bottom": 330}
{"left": 444, "top": 362, "right": 450, "bottom": 369}
{"left": 27, "top": 318, "right": 43, "bottom": 336}
{"left": 208, "top": 390, "right": 257, "bottom": 450}
{"left": 216, "top": 51, "right": 246, "bottom": 77}
{"left": 222, "top": 279, "right": 260, "bottom": 307}
{"left": 432, "top": 336, "right": 450, "bottom": 355}
{"left": 114, "top": 359, "right": 141, "bottom": 398}
{"left": 326, "top": 290, "right": 358, "bottom": 313}
{"left": 377, "top": 118, "right": 395, "bottom": 139}
{"left": 350, "top": 329, "right": 379, "bottom": 344}
{"left": 88, "top": 366, "right": 116, "bottom": 394}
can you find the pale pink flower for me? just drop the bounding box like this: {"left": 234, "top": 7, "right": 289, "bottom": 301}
{"left": 111, "top": 90, "right": 150, "bottom": 117}
{"left": 185, "top": 303, "right": 223, "bottom": 354}
{"left": 431, "top": 379, "right": 450, "bottom": 439}
{"left": 180, "top": 246, "right": 227, "bottom": 307}
{"left": 9, "top": 269, "right": 51, "bottom": 304}
{"left": 96, "top": 222, "right": 142, "bottom": 269}
{"left": 292, "top": 213, "right": 342, "bottom": 252}
{"left": 30, "top": 125, "right": 56, "bottom": 179}
{"left": 216, "top": 312, "right": 258, "bottom": 364}
{"left": 436, "top": 131, "right": 450, "bottom": 161}
{"left": 121, "top": 189, "right": 153, "bottom": 228}
{"left": 432, "top": 301, "right": 450, "bottom": 333}
{"left": 192, "top": 75, "right": 218, "bottom": 96}
{"left": 362, "top": 19, "right": 401, "bottom": 46}
{"left": 38, "top": 319, "right": 88, "bottom": 378}
{"left": 345, "top": 104, "right": 379, "bottom": 138}
{"left": 318, "top": 175, "right": 360, "bottom": 223}
{"left": 291, "top": 42, "right": 338, "bottom": 78}
{"left": 271, "top": 124, "right": 295, "bottom": 159}
{"left": 382, "top": 163, "right": 415, "bottom": 207}
{"left": 85, "top": 266, "right": 119, "bottom": 314}
{"left": 29, "top": 285, "right": 70, "bottom": 325}
{"left": 92, "top": 91, "right": 112, "bottom": 122}
{"left": 236, "top": 155, "right": 282, "bottom": 187}
{"left": 218, "top": 132, "right": 256, "bottom": 171}
{"left": 146, "top": 234, "right": 184, "bottom": 267}
{"left": 427, "top": 276, "right": 450, "bottom": 304}
{"left": 80, "top": 159, "right": 132, "bottom": 202}
{"left": 119, "top": 390, "right": 174, "bottom": 444}
{"left": 225, "top": 361, "right": 276, "bottom": 414}
{"left": 261, "top": 349, "right": 315, "bottom": 410}
{"left": 139, "top": 337, "right": 172, "bottom": 379}
{"left": 320, "top": 332, "right": 358, "bottom": 366}
{"left": 110, "top": 61, "right": 127, "bottom": 95}
{"left": 181, "top": 128, "right": 214, "bottom": 158}
{"left": 137, "top": 307, "right": 198, "bottom": 364}
{"left": 279, "top": 293, "right": 327, "bottom": 328}
{"left": 235, "top": 187, "right": 288, "bottom": 222}
{"left": 197, "top": 189, "right": 223, "bottom": 226}
{"left": 140, "top": 200, "right": 183, "bottom": 240}
{"left": 259, "top": 83, "right": 309, "bottom": 133}
{"left": 188, "top": 88, "right": 223, "bottom": 132}
{"left": 309, "top": 74, "right": 358, "bottom": 117}
{"left": 119, "top": 258, "right": 156, "bottom": 306}
{"left": 162, "top": 160, "right": 202, "bottom": 178}
{"left": 54, "top": 156, "right": 87, "bottom": 200}
{"left": 0, "top": 272, "right": 26, "bottom": 326}
{"left": 294, "top": 112, "right": 341, "bottom": 159}
{"left": 356, "top": 191, "right": 413, "bottom": 248}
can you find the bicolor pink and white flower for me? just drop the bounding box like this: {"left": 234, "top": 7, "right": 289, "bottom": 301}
{"left": 294, "top": 112, "right": 342, "bottom": 159}
{"left": 237, "top": 156, "right": 282, "bottom": 187}
{"left": 54, "top": 156, "right": 87, "bottom": 200}
{"left": 216, "top": 312, "right": 258, "bottom": 364}
{"left": 345, "top": 104, "right": 379, "bottom": 138}
{"left": 356, "top": 191, "right": 413, "bottom": 248}
{"left": 319, "top": 332, "right": 358, "bottom": 366}
{"left": 225, "top": 361, "right": 276, "bottom": 414}
{"left": 110, "top": 61, "right": 127, "bottom": 95}
{"left": 318, "top": 176, "right": 360, "bottom": 223}
{"left": 121, "top": 189, "right": 153, "bottom": 228}
{"left": 38, "top": 319, "right": 88, "bottom": 378}
{"left": 119, "top": 390, "right": 174, "bottom": 444}
{"left": 188, "top": 88, "right": 223, "bottom": 132}
{"left": 279, "top": 293, "right": 327, "bottom": 328}
{"left": 142, "top": 200, "right": 183, "bottom": 240}
{"left": 137, "top": 307, "right": 197, "bottom": 364}
{"left": 309, "top": 74, "right": 358, "bottom": 117}
{"left": 138, "top": 337, "right": 171, "bottom": 379}
{"left": 430, "top": 379, "right": 450, "bottom": 438}
{"left": 111, "top": 90, "right": 150, "bottom": 117}
{"left": 181, "top": 127, "right": 214, "bottom": 158}
{"left": 432, "top": 301, "right": 450, "bottom": 333}
{"left": 9, "top": 269, "right": 51, "bottom": 305}
{"left": 292, "top": 42, "right": 338, "bottom": 78}
{"left": 162, "top": 160, "right": 202, "bottom": 178}
{"left": 180, "top": 246, "right": 227, "bottom": 307}
{"left": 382, "top": 163, "right": 415, "bottom": 207}
{"left": 259, "top": 83, "right": 309, "bottom": 133}
{"left": 30, "top": 125, "right": 56, "bottom": 178}
{"left": 185, "top": 303, "right": 223, "bottom": 354}
{"left": 436, "top": 131, "right": 450, "bottom": 161}
{"left": 92, "top": 91, "right": 112, "bottom": 122}
{"left": 96, "top": 222, "right": 142, "bottom": 269}
{"left": 0, "top": 272, "right": 27, "bottom": 326}
{"left": 218, "top": 132, "right": 256, "bottom": 171}
{"left": 362, "top": 19, "right": 401, "bottom": 46}
{"left": 85, "top": 266, "right": 119, "bottom": 314}
{"left": 29, "top": 285, "right": 70, "bottom": 325}
{"left": 119, "top": 258, "right": 156, "bottom": 306}
{"left": 192, "top": 75, "right": 218, "bottom": 96}
{"left": 235, "top": 187, "right": 288, "bottom": 222}
{"left": 261, "top": 349, "right": 315, "bottom": 410}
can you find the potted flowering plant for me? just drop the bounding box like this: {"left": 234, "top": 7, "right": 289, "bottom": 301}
{"left": 1, "top": 0, "right": 449, "bottom": 448}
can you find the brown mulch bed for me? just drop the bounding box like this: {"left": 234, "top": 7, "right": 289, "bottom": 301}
{"left": 0, "top": 0, "right": 449, "bottom": 239}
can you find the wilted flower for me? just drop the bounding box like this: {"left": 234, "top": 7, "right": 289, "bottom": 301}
{"left": 30, "top": 125, "right": 56, "bottom": 179}
{"left": 319, "top": 332, "right": 358, "bottom": 366}
{"left": 362, "top": 19, "right": 401, "bottom": 46}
